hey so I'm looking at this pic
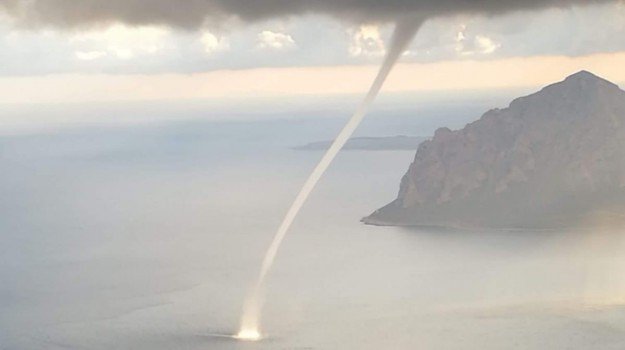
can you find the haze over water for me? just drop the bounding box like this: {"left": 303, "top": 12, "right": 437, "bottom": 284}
{"left": 2, "top": 100, "right": 625, "bottom": 349}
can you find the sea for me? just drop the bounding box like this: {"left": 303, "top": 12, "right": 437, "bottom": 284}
{"left": 2, "top": 94, "right": 625, "bottom": 349}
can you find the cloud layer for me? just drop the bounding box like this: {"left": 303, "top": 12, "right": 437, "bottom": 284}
{"left": 0, "top": 0, "right": 616, "bottom": 29}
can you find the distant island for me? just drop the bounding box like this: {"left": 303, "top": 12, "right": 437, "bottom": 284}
{"left": 363, "top": 71, "right": 625, "bottom": 229}
{"left": 295, "top": 135, "right": 428, "bottom": 151}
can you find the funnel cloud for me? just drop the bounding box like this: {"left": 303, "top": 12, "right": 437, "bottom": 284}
{"left": 238, "top": 17, "right": 425, "bottom": 336}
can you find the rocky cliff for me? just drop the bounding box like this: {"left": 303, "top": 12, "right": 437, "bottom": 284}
{"left": 363, "top": 71, "right": 625, "bottom": 228}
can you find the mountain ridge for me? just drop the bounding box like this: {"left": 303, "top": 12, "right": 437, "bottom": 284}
{"left": 363, "top": 71, "right": 625, "bottom": 229}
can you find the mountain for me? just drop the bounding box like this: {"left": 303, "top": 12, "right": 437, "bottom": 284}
{"left": 363, "top": 71, "right": 625, "bottom": 229}
{"left": 294, "top": 135, "right": 428, "bottom": 151}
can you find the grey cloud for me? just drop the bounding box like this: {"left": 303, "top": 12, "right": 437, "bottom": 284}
{"left": 0, "top": 0, "right": 616, "bottom": 29}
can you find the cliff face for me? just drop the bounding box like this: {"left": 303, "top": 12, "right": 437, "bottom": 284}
{"left": 363, "top": 71, "right": 625, "bottom": 228}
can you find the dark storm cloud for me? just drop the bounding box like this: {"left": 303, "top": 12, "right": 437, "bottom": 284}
{"left": 0, "top": 0, "right": 616, "bottom": 29}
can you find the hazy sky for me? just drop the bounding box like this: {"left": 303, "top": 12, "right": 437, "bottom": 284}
{"left": 0, "top": 1, "right": 623, "bottom": 104}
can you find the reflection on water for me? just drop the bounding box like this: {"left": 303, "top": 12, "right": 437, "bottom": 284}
{"left": 2, "top": 120, "right": 625, "bottom": 349}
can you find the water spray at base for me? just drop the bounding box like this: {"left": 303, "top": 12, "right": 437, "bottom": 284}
{"left": 236, "top": 17, "right": 425, "bottom": 340}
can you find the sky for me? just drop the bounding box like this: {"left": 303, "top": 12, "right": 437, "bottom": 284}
{"left": 0, "top": 1, "right": 623, "bottom": 105}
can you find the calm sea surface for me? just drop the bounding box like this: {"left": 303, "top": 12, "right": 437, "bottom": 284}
{"left": 2, "top": 117, "right": 625, "bottom": 349}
